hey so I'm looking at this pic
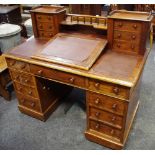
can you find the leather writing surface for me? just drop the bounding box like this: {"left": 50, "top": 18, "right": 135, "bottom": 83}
{"left": 32, "top": 33, "right": 107, "bottom": 70}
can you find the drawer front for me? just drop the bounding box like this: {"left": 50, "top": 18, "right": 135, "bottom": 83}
{"left": 10, "top": 70, "right": 35, "bottom": 86}
{"left": 6, "top": 58, "right": 30, "bottom": 72}
{"left": 36, "top": 14, "right": 53, "bottom": 22}
{"left": 87, "top": 79, "right": 129, "bottom": 99}
{"left": 14, "top": 82, "right": 38, "bottom": 98}
{"left": 87, "top": 91, "right": 127, "bottom": 116}
{"left": 89, "top": 120, "right": 121, "bottom": 140}
{"left": 114, "top": 30, "right": 140, "bottom": 43}
{"left": 37, "top": 22, "right": 54, "bottom": 31}
{"left": 38, "top": 31, "right": 54, "bottom": 38}
{"left": 17, "top": 93, "right": 41, "bottom": 112}
{"left": 89, "top": 107, "right": 123, "bottom": 129}
{"left": 30, "top": 65, "right": 86, "bottom": 88}
{"left": 113, "top": 40, "right": 139, "bottom": 53}
{"left": 114, "top": 20, "right": 142, "bottom": 32}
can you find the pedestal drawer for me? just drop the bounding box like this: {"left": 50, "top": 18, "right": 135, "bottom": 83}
{"left": 89, "top": 119, "right": 122, "bottom": 140}
{"left": 36, "top": 14, "right": 53, "bottom": 22}
{"left": 87, "top": 79, "right": 130, "bottom": 100}
{"left": 37, "top": 22, "right": 54, "bottom": 31}
{"left": 89, "top": 107, "right": 123, "bottom": 129}
{"left": 17, "top": 93, "right": 41, "bottom": 112}
{"left": 87, "top": 91, "right": 128, "bottom": 116}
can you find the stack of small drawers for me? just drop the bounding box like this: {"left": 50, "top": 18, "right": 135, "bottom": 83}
{"left": 6, "top": 59, "right": 42, "bottom": 113}
{"left": 113, "top": 20, "right": 142, "bottom": 54}
{"left": 85, "top": 78, "right": 130, "bottom": 148}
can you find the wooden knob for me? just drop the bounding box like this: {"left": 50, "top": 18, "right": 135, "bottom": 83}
{"left": 49, "top": 26, "right": 52, "bottom": 29}
{"left": 110, "top": 129, "right": 114, "bottom": 135}
{"left": 112, "top": 103, "right": 117, "bottom": 110}
{"left": 131, "top": 45, "right": 135, "bottom": 49}
{"left": 30, "top": 102, "right": 35, "bottom": 107}
{"left": 111, "top": 116, "right": 116, "bottom": 122}
{"left": 38, "top": 70, "right": 43, "bottom": 75}
{"left": 24, "top": 79, "right": 29, "bottom": 83}
{"left": 132, "top": 35, "right": 136, "bottom": 39}
{"left": 117, "top": 44, "right": 120, "bottom": 48}
{"left": 39, "top": 25, "right": 43, "bottom": 29}
{"left": 48, "top": 17, "right": 51, "bottom": 20}
{"left": 94, "top": 83, "right": 100, "bottom": 88}
{"left": 95, "top": 112, "right": 100, "bottom": 117}
{"left": 117, "top": 33, "right": 121, "bottom": 38}
{"left": 21, "top": 99, "right": 25, "bottom": 103}
{"left": 41, "top": 33, "right": 44, "bottom": 36}
{"left": 38, "top": 16, "right": 41, "bottom": 19}
{"left": 42, "top": 86, "right": 46, "bottom": 90}
{"left": 49, "top": 33, "right": 52, "bottom": 37}
{"left": 18, "top": 87, "right": 22, "bottom": 91}
{"left": 69, "top": 77, "right": 75, "bottom": 83}
{"left": 95, "top": 98, "right": 100, "bottom": 105}
{"left": 95, "top": 123, "right": 100, "bottom": 129}
{"left": 28, "top": 91, "right": 32, "bottom": 95}
{"left": 133, "top": 24, "right": 137, "bottom": 29}
{"left": 118, "top": 22, "right": 123, "bottom": 27}
{"left": 113, "top": 87, "right": 119, "bottom": 95}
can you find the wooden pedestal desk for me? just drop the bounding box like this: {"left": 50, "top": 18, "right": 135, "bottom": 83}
{"left": 3, "top": 10, "right": 152, "bottom": 149}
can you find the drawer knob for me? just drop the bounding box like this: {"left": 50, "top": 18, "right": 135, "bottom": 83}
{"left": 95, "top": 123, "right": 100, "bottom": 130}
{"left": 95, "top": 112, "right": 100, "bottom": 117}
{"left": 111, "top": 116, "right": 116, "bottom": 122}
{"left": 21, "top": 99, "right": 25, "bottom": 103}
{"left": 18, "top": 87, "right": 22, "bottom": 91}
{"left": 117, "top": 33, "right": 121, "bottom": 38}
{"left": 38, "top": 70, "right": 43, "bottom": 75}
{"left": 113, "top": 87, "right": 119, "bottom": 95}
{"left": 24, "top": 79, "right": 29, "bottom": 83}
{"left": 38, "top": 16, "right": 41, "bottom": 19}
{"left": 30, "top": 102, "right": 35, "bottom": 107}
{"left": 48, "top": 17, "right": 51, "bottom": 20}
{"left": 118, "top": 23, "right": 123, "bottom": 27}
{"left": 112, "top": 103, "right": 117, "bottom": 110}
{"left": 49, "top": 26, "right": 52, "bottom": 29}
{"left": 94, "top": 83, "right": 100, "bottom": 88}
{"left": 95, "top": 98, "right": 100, "bottom": 105}
{"left": 28, "top": 91, "right": 32, "bottom": 95}
{"left": 110, "top": 129, "right": 114, "bottom": 135}
{"left": 133, "top": 24, "right": 137, "bottom": 29}
{"left": 20, "top": 64, "right": 26, "bottom": 69}
{"left": 132, "top": 35, "right": 136, "bottom": 39}
{"left": 39, "top": 25, "right": 43, "bottom": 29}
{"left": 42, "top": 86, "right": 46, "bottom": 90}
{"left": 117, "top": 44, "right": 120, "bottom": 48}
{"left": 41, "top": 33, "right": 44, "bottom": 36}
{"left": 49, "top": 33, "right": 53, "bottom": 37}
{"left": 131, "top": 45, "right": 135, "bottom": 49}
{"left": 69, "top": 77, "right": 75, "bottom": 83}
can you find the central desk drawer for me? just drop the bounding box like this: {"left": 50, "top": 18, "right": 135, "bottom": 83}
{"left": 30, "top": 65, "right": 86, "bottom": 88}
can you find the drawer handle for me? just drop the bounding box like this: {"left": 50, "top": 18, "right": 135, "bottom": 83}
{"left": 131, "top": 45, "right": 135, "bottom": 49}
{"left": 24, "top": 79, "right": 29, "bottom": 83}
{"left": 69, "top": 77, "right": 75, "bottom": 83}
{"left": 133, "top": 24, "right": 137, "bottom": 29}
{"left": 95, "top": 112, "right": 100, "bottom": 117}
{"left": 49, "top": 33, "right": 53, "bottom": 37}
{"left": 112, "top": 103, "right": 117, "bottom": 110}
{"left": 38, "top": 70, "right": 43, "bottom": 75}
{"left": 38, "top": 16, "right": 41, "bottom": 19}
{"left": 110, "top": 129, "right": 114, "bottom": 135}
{"left": 48, "top": 17, "right": 51, "bottom": 20}
{"left": 118, "top": 22, "right": 123, "bottom": 27}
{"left": 42, "top": 86, "right": 46, "bottom": 90}
{"left": 28, "top": 91, "right": 32, "bottom": 95}
{"left": 21, "top": 99, "right": 25, "bottom": 103}
{"left": 94, "top": 83, "right": 100, "bottom": 88}
{"left": 30, "top": 102, "right": 35, "bottom": 107}
{"left": 132, "top": 35, "right": 136, "bottom": 40}
{"left": 95, "top": 98, "right": 100, "bottom": 105}
{"left": 113, "top": 87, "right": 119, "bottom": 95}
{"left": 95, "top": 123, "right": 100, "bottom": 130}
{"left": 49, "top": 26, "right": 52, "bottom": 29}
{"left": 117, "top": 33, "right": 121, "bottom": 38}
{"left": 20, "top": 64, "right": 26, "bottom": 69}
{"left": 111, "top": 116, "right": 116, "bottom": 122}
{"left": 117, "top": 44, "right": 120, "bottom": 48}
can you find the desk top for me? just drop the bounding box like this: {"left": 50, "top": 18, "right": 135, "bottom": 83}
{"left": 3, "top": 35, "right": 148, "bottom": 88}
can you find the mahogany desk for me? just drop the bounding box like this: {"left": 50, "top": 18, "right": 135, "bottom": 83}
{"left": 3, "top": 9, "right": 152, "bottom": 149}
{"left": 4, "top": 35, "right": 148, "bottom": 149}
